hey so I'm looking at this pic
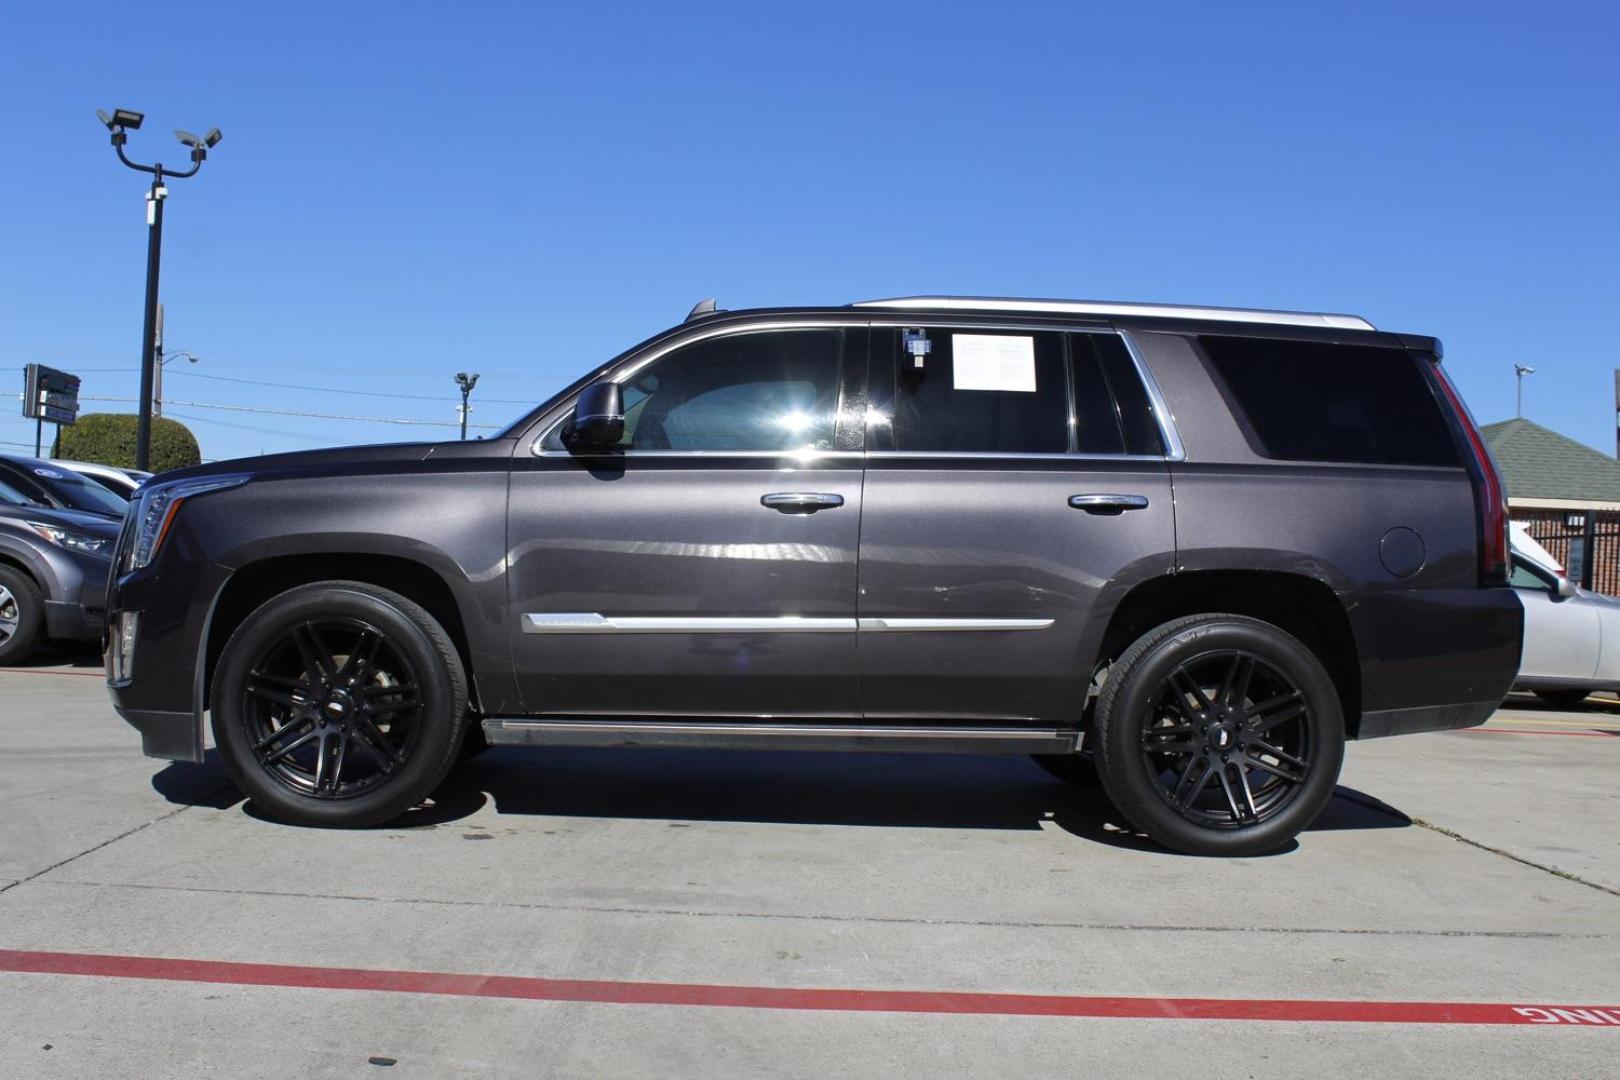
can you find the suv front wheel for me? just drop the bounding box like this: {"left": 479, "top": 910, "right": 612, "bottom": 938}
{"left": 1092, "top": 614, "right": 1344, "bottom": 856}
{"left": 211, "top": 581, "right": 468, "bottom": 827}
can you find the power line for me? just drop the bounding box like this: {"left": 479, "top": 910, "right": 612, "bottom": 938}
{"left": 165, "top": 369, "right": 538, "bottom": 405}
{"left": 163, "top": 410, "right": 352, "bottom": 445}
{"left": 77, "top": 395, "right": 503, "bottom": 429}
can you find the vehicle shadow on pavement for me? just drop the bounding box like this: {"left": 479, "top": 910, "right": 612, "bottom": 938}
{"left": 434, "top": 748, "right": 1412, "bottom": 855}
{"left": 8, "top": 641, "right": 102, "bottom": 669}
{"left": 1501, "top": 691, "right": 1620, "bottom": 716}
{"left": 152, "top": 747, "right": 1413, "bottom": 853}
{"left": 151, "top": 751, "right": 245, "bottom": 811}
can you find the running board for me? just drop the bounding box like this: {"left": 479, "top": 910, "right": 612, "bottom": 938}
{"left": 482, "top": 718, "right": 1078, "bottom": 755}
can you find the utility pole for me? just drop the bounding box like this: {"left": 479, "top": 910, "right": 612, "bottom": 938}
{"left": 455, "top": 372, "right": 480, "bottom": 440}
{"left": 97, "top": 108, "right": 221, "bottom": 470}
{"left": 1514, "top": 364, "right": 1535, "bottom": 418}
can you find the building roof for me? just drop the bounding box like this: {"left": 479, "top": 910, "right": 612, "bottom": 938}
{"left": 1481, "top": 418, "right": 1620, "bottom": 505}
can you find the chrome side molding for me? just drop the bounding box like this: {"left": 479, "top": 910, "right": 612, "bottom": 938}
{"left": 855, "top": 617, "right": 1053, "bottom": 632}
{"left": 522, "top": 614, "right": 1056, "bottom": 634}
{"left": 522, "top": 614, "right": 852, "bottom": 634}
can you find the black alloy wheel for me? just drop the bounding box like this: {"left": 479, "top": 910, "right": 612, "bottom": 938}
{"left": 243, "top": 618, "right": 422, "bottom": 800}
{"left": 212, "top": 581, "right": 467, "bottom": 827}
{"left": 1093, "top": 614, "right": 1344, "bottom": 856}
{"left": 1141, "top": 650, "right": 1315, "bottom": 828}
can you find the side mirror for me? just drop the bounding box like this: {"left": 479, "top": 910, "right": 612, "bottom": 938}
{"left": 567, "top": 382, "right": 624, "bottom": 448}
{"left": 1556, "top": 576, "right": 1577, "bottom": 600}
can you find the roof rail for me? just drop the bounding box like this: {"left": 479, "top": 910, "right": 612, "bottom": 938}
{"left": 850, "top": 296, "right": 1375, "bottom": 331}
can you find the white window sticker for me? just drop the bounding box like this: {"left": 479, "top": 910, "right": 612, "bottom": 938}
{"left": 951, "top": 334, "right": 1036, "bottom": 392}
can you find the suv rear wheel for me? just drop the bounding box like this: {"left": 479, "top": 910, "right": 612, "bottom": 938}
{"left": 211, "top": 581, "right": 467, "bottom": 827}
{"left": 1092, "top": 614, "right": 1344, "bottom": 856}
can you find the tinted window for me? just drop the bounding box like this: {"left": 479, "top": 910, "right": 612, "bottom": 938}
{"left": 888, "top": 329, "right": 1068, "bottom": 453}
{"left": 1088, "top": 334, "right": 1164, "bottom": 456}
{"left": 1200, "top": 337, "right": 1460, "bottom": 466}
{"left": 0, "top": 479, "right": 30, "bottom": 506}
{"left": 617, "top": 329, "right": 843, "bottom": 451}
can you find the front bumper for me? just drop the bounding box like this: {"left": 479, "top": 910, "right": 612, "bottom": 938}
{"left": 105, "top": 560, "right": 230, "bottom": 764}
{"left": 45, "top": 598, "right": 103, "bottom": 641}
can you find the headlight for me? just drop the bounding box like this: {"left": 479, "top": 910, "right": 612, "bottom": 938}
{"left": 29, "top": 523, "right": 114, "bottom": 558}
{"left": 127, "top": 474, "right": 251, "bottom": 571}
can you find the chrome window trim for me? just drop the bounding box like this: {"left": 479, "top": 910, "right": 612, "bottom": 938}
{"left": 864, "top": 451, "right": 1170, "bottom": 463}
{"left": 523, "top": 614, "right": 1056, "bottom": 634}
{"left": 1117, "top": 330, "right": 1187, "bottom": 461}
{"left": 533, "top": 448, "right": 867, "bottom": 461}
{"left": 852, "top": 295, "right": 1376, "bottom": 331}
{"left": 531, "top": 318, "right": 1186, "bottom": 462}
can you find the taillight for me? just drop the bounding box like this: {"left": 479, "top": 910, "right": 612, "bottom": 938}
{"left": 1431, "top": 360, "right": 1509, "bottom": 585}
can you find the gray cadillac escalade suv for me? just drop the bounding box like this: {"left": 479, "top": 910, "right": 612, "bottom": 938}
{"left": 105, "top": 296, "right": 1522, "bottom": 854}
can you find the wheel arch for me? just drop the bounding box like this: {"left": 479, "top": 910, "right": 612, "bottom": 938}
{"left": 0, "top": 537, "right": 57, "bottom": 597}
{"left": 203, "top": 553, "right": 479, "bottom": 713}
{"left": 1093, "top": 570, "right": 1363, "bottom": 736}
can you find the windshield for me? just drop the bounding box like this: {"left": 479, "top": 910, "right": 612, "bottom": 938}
{"left": 30, "top": 465, "right": 130, "bottom": 517}
{"left": 0, "top": 479, "right": 29, "bottom": 506}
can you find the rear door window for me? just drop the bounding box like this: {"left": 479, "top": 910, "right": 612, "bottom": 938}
{"left": 884, "top": 329, "right": 1070, "bottom": 453}
{"left": 1199, "top": 336, "right": 1460, "bottom": 466}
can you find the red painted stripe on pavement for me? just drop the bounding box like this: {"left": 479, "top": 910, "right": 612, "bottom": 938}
{"left": 1459, "top": 728, "right": 1615, "bottom": 738}
{"left": 2, "top": 950, "right": 1618, "bottom": 1027}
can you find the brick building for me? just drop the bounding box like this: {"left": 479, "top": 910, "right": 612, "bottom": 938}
{"left": 1482, "top": 418, "right": 1620, "bottom": 595}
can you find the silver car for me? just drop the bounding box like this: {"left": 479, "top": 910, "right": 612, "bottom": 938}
{"left": 1511, "top": 525, "right": 1620, "bottom": 705}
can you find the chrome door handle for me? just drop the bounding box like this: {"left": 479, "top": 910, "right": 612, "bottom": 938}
{"left": 1069, "top": 494, "right": 1149, "bottom": 515}
{"left": 762, "top": 492, "right": 845, "bottom": 514}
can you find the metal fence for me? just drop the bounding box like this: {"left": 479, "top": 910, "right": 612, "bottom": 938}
{"left": 1514, "top": 509, "right": 1620, "bottom": 596}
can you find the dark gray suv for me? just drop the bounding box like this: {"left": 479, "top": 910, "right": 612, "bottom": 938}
{"left": 105, "top": 296, "right": 1522, "bottom": 854}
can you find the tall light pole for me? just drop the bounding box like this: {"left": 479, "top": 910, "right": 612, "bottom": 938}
{"left": 455, "top": 372, "right": 480, "bottom": 440}
{"left": 97, "top": 109, "right": 221, "bottom": 470}
{"left": 1514, "top": 364, "right": 1535, "bottom": 418}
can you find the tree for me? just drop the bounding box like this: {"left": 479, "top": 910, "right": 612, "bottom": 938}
{"left": 53, "top": 413, "right": 202, "bottom": 472}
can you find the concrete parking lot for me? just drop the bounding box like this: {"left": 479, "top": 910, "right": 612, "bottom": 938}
{"left": 2, "top": 645, "right": 1617, "bottom": 1079}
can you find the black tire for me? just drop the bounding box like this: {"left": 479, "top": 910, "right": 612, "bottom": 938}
{"left": 211, "top": 581, "right": 468, "bottom": 827}
{"left": 0, "top": 565, "right": 45, "bottom": 666}
{"left": 1032, "top": 753, "right": 1101, "bottom": 787}
{"left": 1092, "top": 614, "right": 1345, "bottom": 857}
{"left": 1534, "top": 688, "right": 1592, "bottom": 707}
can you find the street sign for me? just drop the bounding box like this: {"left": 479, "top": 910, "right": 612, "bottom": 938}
{"left": 22, "top": 364, "right": 80, "bottom": 426}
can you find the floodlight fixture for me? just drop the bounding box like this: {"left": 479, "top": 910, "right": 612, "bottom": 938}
{"left": 95, "top": 106, "right": 223, "bottom": 469}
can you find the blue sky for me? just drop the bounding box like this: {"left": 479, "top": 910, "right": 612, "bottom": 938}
{"left": 2, "top": 1, "right": 1616, "bottom": 461}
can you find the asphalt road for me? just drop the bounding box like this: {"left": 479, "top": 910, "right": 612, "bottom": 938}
{"left": 1, "top": 644, "right": 1617, "bottom": 1078}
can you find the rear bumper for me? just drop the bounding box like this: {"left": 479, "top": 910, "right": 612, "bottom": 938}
{"left": 1346, "top": 586, "right": 1522, "bottom": 738}
{"left": 1357, "top": 699, "right": 1499, "bottom": 739}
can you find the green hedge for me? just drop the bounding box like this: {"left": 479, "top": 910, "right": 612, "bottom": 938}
{"left": 53, "top": 413, "right": 202, "bottom": 472}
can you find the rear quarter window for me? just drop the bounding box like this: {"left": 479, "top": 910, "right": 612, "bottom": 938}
{"left": 1199, "top": 336, "right": 1461, "bottom": 467}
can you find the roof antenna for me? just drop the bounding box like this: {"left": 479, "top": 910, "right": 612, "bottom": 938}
{"left": 686, "top": 298, "right": 721, "bottom": 322}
